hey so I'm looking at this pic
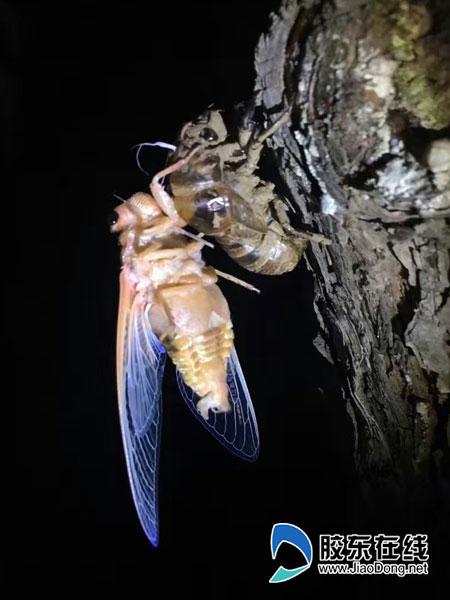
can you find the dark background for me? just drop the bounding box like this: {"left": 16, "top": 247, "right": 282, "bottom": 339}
{"left": 5, "top": 0, "right": 445, "bottom": 596}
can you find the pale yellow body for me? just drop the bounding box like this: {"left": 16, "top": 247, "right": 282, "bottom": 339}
{"left": 112, "top": 192, "right": 233, "bottom": 418}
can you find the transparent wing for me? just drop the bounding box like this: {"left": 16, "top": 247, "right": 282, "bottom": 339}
{"left": 116, "top": 270, "right": 166, "bottom": 546}
{"left": 176, "top": 347, "right": 259, "bottom": 461}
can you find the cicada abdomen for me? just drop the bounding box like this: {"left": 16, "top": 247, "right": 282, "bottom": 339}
{"left": 218, "top": 223, "right": 306, "bottom": 275}
{"left": 176, "top": 194, "right": 303, "bottom": 275}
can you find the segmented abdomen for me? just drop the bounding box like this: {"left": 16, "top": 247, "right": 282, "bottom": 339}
{"left": 173, "top": 185, "right": 303, "bottom": 275}
{"left": 161, "top": 322, "right": 234, "bottom": 397}
{"left": 219, "top": 226, "right": 302, "bottom": 275}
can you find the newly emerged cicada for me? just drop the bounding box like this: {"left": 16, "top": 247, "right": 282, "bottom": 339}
{"left": 150, "top": 109, "right": 329, "bottom": 275}
{"left": 111, "top": 184, "right": 259, "bottom": 546}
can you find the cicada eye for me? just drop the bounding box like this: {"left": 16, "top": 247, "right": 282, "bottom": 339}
{"left": 199, "top": 127, "right": 218, "bottom": 143}
{"left": 107, "top": 210, "right": 119, "bottom": 227}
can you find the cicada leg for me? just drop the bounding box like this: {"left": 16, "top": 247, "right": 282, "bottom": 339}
{"left": 273, "top": 198, "right": 331, "bottom": 245}
{"left": 150, "top": 146, "right": 203, "bottom": 221}
{"left": 239, "top": 111, "right": 290, "bottom": 176}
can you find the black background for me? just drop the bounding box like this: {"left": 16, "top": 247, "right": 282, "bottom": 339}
{"left": 6, "top": 0, "right": 445, "bottom": 596}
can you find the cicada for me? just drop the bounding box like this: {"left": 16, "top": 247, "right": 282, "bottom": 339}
{"left": 150, "top": 109, "right": 330, "bottom": 275}
{"left": 110, "top": 188, "right": 259, "bottom": 546}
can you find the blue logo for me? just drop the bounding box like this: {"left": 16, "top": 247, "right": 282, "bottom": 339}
{"left": 269, "top": 523, "right": 313, "bottom": 583}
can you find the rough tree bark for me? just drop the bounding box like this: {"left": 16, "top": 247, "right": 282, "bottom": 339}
{"left": 254, "top": 0, "right": 449, "bottom": 499}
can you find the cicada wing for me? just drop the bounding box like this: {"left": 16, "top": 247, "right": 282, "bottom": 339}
{"left": 116, "top": 269, "right": 166, "bottom": 546}
{"left": 176, "top": 347, "right": 259, "bottom": 461}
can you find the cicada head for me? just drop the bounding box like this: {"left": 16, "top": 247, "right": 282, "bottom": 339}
{"left": 110, "top": 192, "right": 162, "bottom": 232}
{"left": 178, "top": 110, "right": 228, "bottom": 150}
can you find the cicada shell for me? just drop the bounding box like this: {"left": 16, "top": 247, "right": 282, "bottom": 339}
{"left": 151, "top": 109, "right": 329, "bottom": 275}
{"left": 111, "top": 190, "right": 259, "bottom": 546}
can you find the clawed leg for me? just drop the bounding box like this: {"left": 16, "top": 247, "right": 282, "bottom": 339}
{"left": 273, "top": 198, "right": 294, "bottom": 228}
{"left": 239, "top": 111, "right": 290, "bottom": 175}
{"left": 254, "top": 111, "right": 290, "bottom": 146}
{"left": 138, "top": 216, "right": 177, "bottom": 240}
{"left": 286, "top": 227, "right": 331, "bottom": 245}
{"left": 150, "top": 146, "right": 202, "bottom": 221}
{"left": 150, "top": 180, "right": 183, "bottom": 224}
{"left": 150, "top": 164, "right": 186, "bottom": 223}
{"left": 273, "top": 198, "right": 331, "bottom": 245}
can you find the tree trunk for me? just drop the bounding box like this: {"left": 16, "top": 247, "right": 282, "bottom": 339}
{"left": 254, "top": 0, "right": 449, "bottom": 500}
